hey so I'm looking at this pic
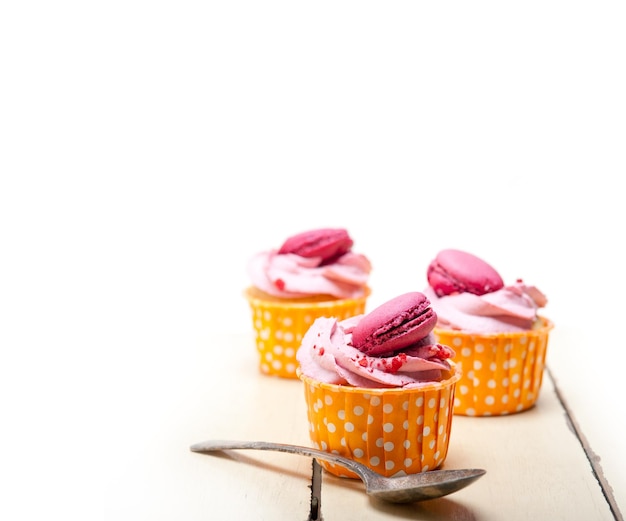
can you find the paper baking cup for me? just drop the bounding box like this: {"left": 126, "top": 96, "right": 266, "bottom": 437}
{"left": 434, "top": 317, "right": 554, "bottom": 416}
{"left": 245, "top": 287, "right": 370, "bottom": 379}
{"left": 297, "top": 366, "right": 460, "bottom": 478}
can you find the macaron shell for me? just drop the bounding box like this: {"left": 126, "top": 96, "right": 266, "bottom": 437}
{"left": 351, "top": 292, "right": 437, "bottom": 356}
{"left": 278, "top": 228, "right": 353, "bottom": 263}
{"left": 428, "top": 249, "right": 504, "bottom": 296}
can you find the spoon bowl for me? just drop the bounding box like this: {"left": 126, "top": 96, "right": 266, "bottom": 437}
{"left": 190, "top": 439, "right": 485, "bottom": 503}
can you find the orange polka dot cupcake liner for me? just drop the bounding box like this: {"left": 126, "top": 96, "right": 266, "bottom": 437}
{"left": 245, "top": 287, "right": 370, "bottom": 379}
{"left": 297, "top": 365, "right": 460, "bottom": 478}
{"left": 434, "top": 317, "right": 554, "bottom": 416}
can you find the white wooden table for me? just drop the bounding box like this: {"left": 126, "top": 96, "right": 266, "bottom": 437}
{"left": 97, "top": 331, "right": 619, "bottom": 521}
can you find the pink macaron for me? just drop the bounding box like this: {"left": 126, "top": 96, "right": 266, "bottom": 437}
{"left": 427, "top": 249, "right": 504, "bottom": 297}
{"left": 278, "top": 228, "right": 354, "bottom": 264}
{"left": 351, "top": 292, "right": 437, "bottom": 356}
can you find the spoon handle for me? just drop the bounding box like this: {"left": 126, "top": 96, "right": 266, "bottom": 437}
{"left": 190, "top": 440, "right": 370, "bottom": 479}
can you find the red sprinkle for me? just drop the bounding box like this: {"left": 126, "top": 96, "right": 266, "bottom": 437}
{"left": 388, "top": 353, "right": 406, "bottom": 374}
{"left": 274, "top": 278, "right": 286, "bottom": 290}
{"left": 319, "top": 347, "right": 325, "bottom": 356}
{"left": 435, "top": 344, "right": 452, "bottom": 359}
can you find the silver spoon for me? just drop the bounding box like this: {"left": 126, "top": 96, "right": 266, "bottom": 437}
{"left": 190, "top": 439, "right": 486, "bottom": 503}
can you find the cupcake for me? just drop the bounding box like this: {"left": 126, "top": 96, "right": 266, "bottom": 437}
{"left": 245, "top": 228, "right": 372, "bottom": 378}
{"left": 423, "top": 248, "right": 553, "bottom": 416}
{"left": 296, "top": 292, "right": 460, "bottom": 478}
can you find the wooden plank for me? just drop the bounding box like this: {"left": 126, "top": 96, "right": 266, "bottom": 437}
{"left": 115, "top": 332, "right": 614, "bottom": 520}
{"left": 315, "top": 374, "right": 614, "bottom": 520}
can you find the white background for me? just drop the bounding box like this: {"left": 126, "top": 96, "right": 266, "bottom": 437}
{"left": 1, "top": 1, "right": 625, "bottom": 519}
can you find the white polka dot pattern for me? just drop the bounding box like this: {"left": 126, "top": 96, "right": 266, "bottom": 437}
{"left": 298, "top": 367, "right": 460, "bottom": 478}
{"left": 245, "top": 288, "right": 369, "bottom": 378}
{"left": 434, "top": 317, "right": 553, "bottom": 416}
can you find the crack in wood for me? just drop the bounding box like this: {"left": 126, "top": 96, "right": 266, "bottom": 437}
{"left": 546, "top": 365, "right": 623, "bottom": 521}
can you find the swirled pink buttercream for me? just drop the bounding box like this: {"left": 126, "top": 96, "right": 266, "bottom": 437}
{"left": 423, "top": 280, "right": 547, "bottom": 333}
{"left": 247, "top": 250, "right": 371, "bottom": 299}
{"left": 296, "top": 316, "right": 454, "bottom": 388}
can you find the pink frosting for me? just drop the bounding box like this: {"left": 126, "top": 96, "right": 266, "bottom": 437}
{"left": 247, "top": 250, "right": 371, "bottom": 299}
{"left": 296, "top": 316, "right": 455, "bottom": 388}
{"left": 424, "top": 280, "right": 548, "bottom": 333}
